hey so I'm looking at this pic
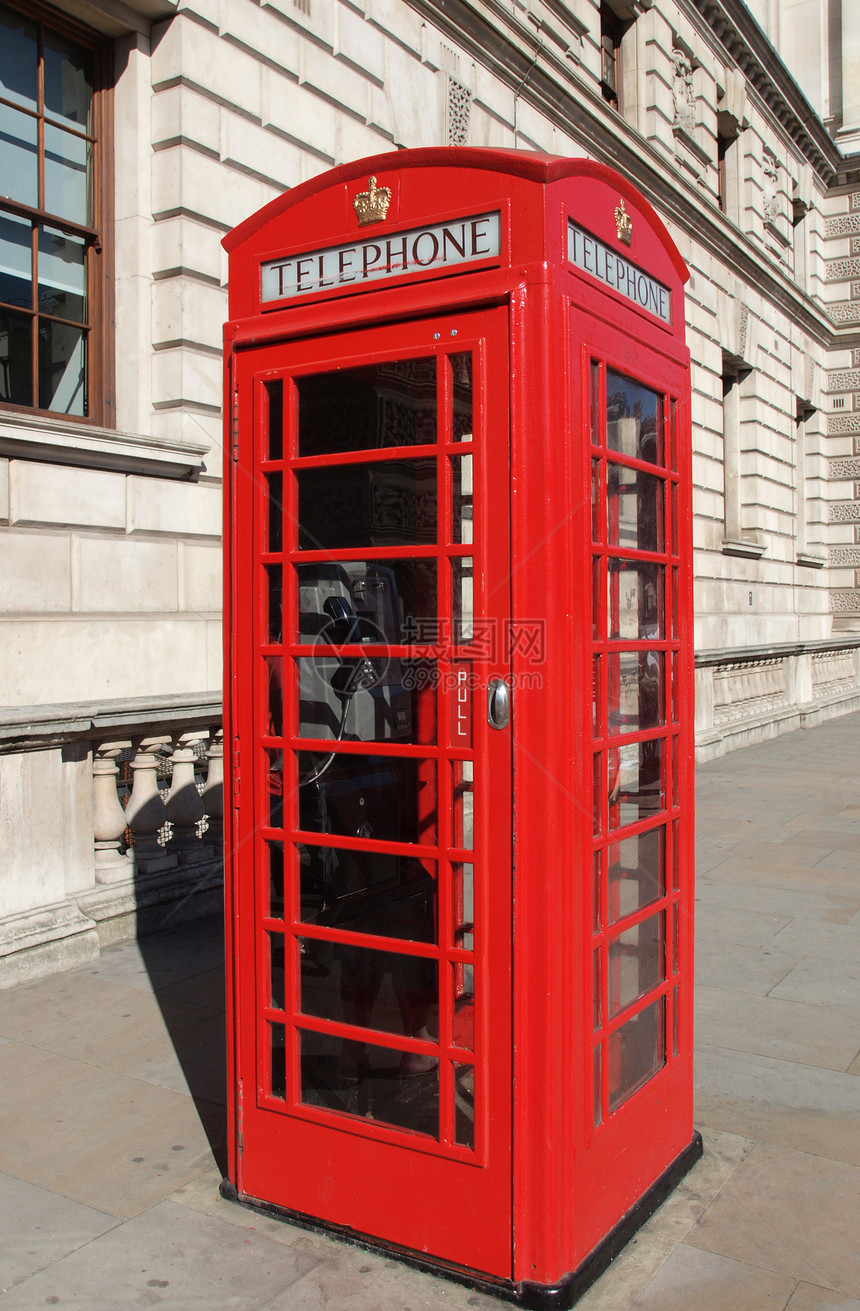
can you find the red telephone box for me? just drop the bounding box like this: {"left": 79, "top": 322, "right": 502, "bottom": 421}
{"left": 221, "top": 148, "right": 700, "bottom": 1308}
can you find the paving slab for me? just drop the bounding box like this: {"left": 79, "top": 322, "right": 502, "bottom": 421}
{"left": 684, "top": 1142, "right": 860, "bottom": 1296}
{"left": 628, "top": 1244, "right": 794, "bottom": 1310}
{"left": 264, "top": 1242, "right": 502, "bottom": 1311}
{"left": 769, "top": 919, "right": 860, "bottom": 965}
{"left": 694, "top": 902, "right": 791, "bottom": 948}
{"left": 769, "top": 955, "right": 860, "bottom": 1008}
{"left": 80, "top": 916, "right": 224, "bottom": 993}
{"left": 574, "top": 1127, "right": 755, "bottom": 1311}
{"left": 786, "top": 1284, "right": 860, "bottom": 1311}
{"left": 0, "top": 971, "right": 215, "bottom": 1064}
{"left": 695, "top": 1045, "right": 860, "bottom": 1165}
{"left": 696, "top": 985, "right": 860, "bottom": 1070}
{"left": 0, "top": 1042, "right": 216, "bottom": 1218}
{"left": 105, "top": 1011, "right": 227, "bottom": 1103}
{"left": 0, "top": 1172, "right": 118, "bottom": 1292}
{"left": 695, "top": 936, "right": 801, "bottom": 996}
{"left": 694, "top": 878, "right": 860, "bottom": 925}
{"left": 0, "top": 1198, "right": 319, "bottom": 1310}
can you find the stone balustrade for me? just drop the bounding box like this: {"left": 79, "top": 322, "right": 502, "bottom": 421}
{"left": 93, "top": 727, "right": 224, "bottom": 885}
{"left": 695, "top": 639, "right": 860, "bottom": 760}
{"left": 0, "top": 693, "right": 224, "bottom": 986}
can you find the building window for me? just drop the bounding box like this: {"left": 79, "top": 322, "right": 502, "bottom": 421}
{"left": 600, "top": 4, "right": 625, "bottom": 112}
{"left": 0, "top": 1, "right": 108, "bottom": 421}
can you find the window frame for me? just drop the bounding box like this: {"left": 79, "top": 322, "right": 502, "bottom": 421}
{"left": 600, "top": 4, "right": 625, "bottom": 113}
{"left": 0, "top": 0, "right": 113, "bottom": 427}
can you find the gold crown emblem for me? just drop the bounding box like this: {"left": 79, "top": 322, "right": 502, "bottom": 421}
{"left": 615, "top": 197, "right": 633, "bottom": 246}
{"left": 353, "top": 176, "right": 392, "bottom": 226}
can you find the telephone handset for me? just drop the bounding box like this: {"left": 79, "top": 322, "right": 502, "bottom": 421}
{"left": 297, "top": 562, "right": 411, "bottom": 745}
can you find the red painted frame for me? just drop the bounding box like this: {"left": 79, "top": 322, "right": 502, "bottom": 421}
{"left": 223, "top": 148, "right": 696, "bottom": 1303}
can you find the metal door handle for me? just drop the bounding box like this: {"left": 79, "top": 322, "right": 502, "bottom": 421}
{"left": 488, "top": 679, "right": 511, "bottom": 729}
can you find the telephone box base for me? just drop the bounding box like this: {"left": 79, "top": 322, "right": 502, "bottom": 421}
{"left": 218, "top": 1132, "right": 703, "bottom": 1309}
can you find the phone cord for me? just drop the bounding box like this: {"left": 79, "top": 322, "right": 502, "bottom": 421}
{"left": 299, "top": 695, "right": 351, "bottom": 788}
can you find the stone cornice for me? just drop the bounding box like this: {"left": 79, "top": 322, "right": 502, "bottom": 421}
{"left": 695, "top": 638, "right": 860, "bottom": 668}
{"left": 688, "top": 0, "right": 843, "bottom": 181}
{"left": 0, "top": 692, "right": 222, "bottom": 754}
{"left": 407, "top": 0, "right": 835, "bottom": 346}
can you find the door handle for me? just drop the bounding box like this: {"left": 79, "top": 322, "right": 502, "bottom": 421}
{"left": 488, "top": 679, "right": 511, "bottom": 730}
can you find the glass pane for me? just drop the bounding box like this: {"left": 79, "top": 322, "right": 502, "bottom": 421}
{"left": 453, "top": 861, "right": 474, "bottom": 950}
{"left": 296, "top": 655, "right": 436, "bottom": 744}
{"left": 44, "top": 30, "right": 93, "bottom": 131}
{"left": 0, "top": 306, "right": 31, "bottom": 405}
{"left": 606, "top": 370, "right": 663, "bottom": 465}
{"left": 609, "top": 827, "right": 664, "bottom": 923}
{"left": 268, "top": 840, "right": 284, "bottom": 918}
{"left": 0, "top": 6, "right": 37, "bottom": 110}
{"left": 453, "top": 760, "right": 473, "bottom": 850}
{"left": 592, "top": 556, "right": 601, "bottom": 639}
{"left": 298, "top": 844, "right": 436, "bottom": 944}
{"left": 590, "top": 360, "right": 600, "bottom": 444}
{"left": 607, "top": 560, "right": 664, "bottom": 640}
{"left": 265, "top": 749, "right": 284, "bottom": 829}
{"left": 0, "top": 212, "right": 31, "bottom": 308}
{"left": 592, "top": 849, "right": 602, "bottom": 932}
{"left": 300, "top": 1029, "right": 439, "bottom": 1137}
{"left": 266, "top": 655, "right": 283, "bottom": 736}
{"left": 593, "top": 1045, "right": 602, "bottom": 1126}
{"left": 44, "top": 124, "right": 90, "bottom": 225}
{"left": 451, "top": 352, "right": 472, "bottom": 441}
{"left": 38, "top": 317, "right": 86, "bottom": 415}
{"left": 608, "top": 997, "right": 665, "bottom": 1111}
{"left": 608, "top": 651, "right": 664, "bottom": 735}
{"left": 266, "top": 472, "right": 283, "bottom": 552}
{"left": 609, "top": 911, "right": 664, "bottom": 1017}
{"left": 270, "top": 1022, "right": 286, "bottom": 1099}
{"left": 452, "top": 454, "right": 473, "bottom": 543}
{"left": 297, "top": 358, "right": 436, "bottom": 457}
{"left": 266, "top": 563, "right": 282, "bottom": 643}
{"left": 296, "top": 559, "right": 437, "bottom": 647}
{"left": 265, "top": 379, "right": 283, "bottom": 460}
{"left": 269, "top": 931, "right": 285, "bottom": 1009}
{"left": 609, "top": 739, "right": 664, "bottom": 828}
{"left": 300, "top": 939, "right": 438, "bottom": 1039}
{"left": 591, "top": 459, "right": 601, "bottom": 542}
{"left": 297, "top": 754, "right": 437, "bottom": 845}
{"left": 607, "top": 464, "right": 663, "bottom": 553}
{"left": 298, "top": 459, "right": 436, "bottom": 550}
{"left": 593, "top": 950, "right": 601, "bottom": 1029}
{"left": 38, "top": 226, "right": 86, "bottom": 321}
{"left": 452, "top": 961, "right": 474, "bottom": 1050}
{"left": 0, "top": 103, "right": 38, "bottom": 208}
{"left": 452, "top": 556, "right": 473, "bottom": 642}
{"left": 592, "top": 656, "right": 601, "bottom": 735}
{"left": 454, "top": 1063, "right": 475, "bottom": 1147}
{"left": 592, "top": 752, "right": 602, "bottom": 835}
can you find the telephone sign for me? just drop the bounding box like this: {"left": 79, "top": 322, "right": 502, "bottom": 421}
{"left": 223, "top": 148, "right": 699, "bottom": 1309}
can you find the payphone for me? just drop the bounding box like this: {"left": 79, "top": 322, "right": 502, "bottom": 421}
{"left": 223, "top": 149, "right": 699, "bottom": 1307}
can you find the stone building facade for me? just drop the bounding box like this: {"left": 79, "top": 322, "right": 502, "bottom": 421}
{"left": 1, "top": 0, "right": 858, "bottom": 983}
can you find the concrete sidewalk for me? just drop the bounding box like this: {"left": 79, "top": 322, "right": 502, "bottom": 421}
{"left": 1, "top": 714, "right": 859, "bottom": 1309}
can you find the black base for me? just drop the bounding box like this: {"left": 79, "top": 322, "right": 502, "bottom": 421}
{"left": 219, "top": 1130, "right": 703, "bottom": 1309}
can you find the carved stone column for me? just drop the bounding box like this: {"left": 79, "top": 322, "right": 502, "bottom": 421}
{"left": 92, "top": 741, "right": 133, "bottom": 884}
{"left": 166, "top": 731, "right": 212, "bottom": 862}
{"left": 125, "top": 737, "right": 179, "bottom": 875}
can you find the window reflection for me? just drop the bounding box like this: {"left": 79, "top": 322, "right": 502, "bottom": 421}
{"left": 607, "top": 560, "right": 663, "bottom": 639}
{"left": 606, "top": 370, "right": 662, "bottom": 465}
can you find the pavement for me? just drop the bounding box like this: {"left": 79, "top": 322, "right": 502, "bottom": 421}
{"left": 1, "top": 713, "right": 860, "bottom": 1310}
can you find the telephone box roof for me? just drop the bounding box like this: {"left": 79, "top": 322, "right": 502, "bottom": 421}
{"left": 223, "top": 146, "right": 688, "bottom": 285}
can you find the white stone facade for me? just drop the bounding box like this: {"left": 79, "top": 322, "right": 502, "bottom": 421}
{"left": 1, "top": 0, "right": 859, "bottom": 982}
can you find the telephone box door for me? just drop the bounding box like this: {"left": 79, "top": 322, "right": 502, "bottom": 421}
{"left": 229, "top": 307, "right": 513, "bottom": 1275}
